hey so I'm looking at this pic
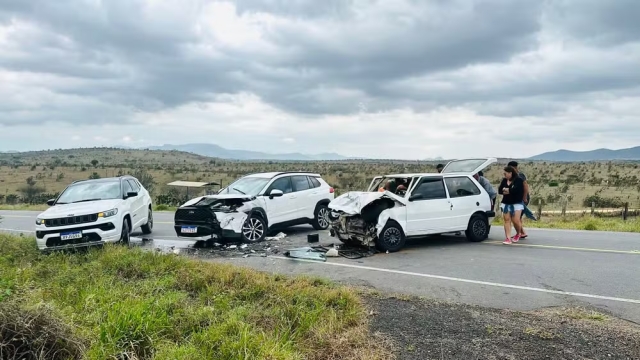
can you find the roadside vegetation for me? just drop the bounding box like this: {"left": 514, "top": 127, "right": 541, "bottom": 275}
{"left": 495, "top": 214, "right": 640, "bottom": 232}
{"left": 0, "top": 234, "right": 390, "bottom": 360}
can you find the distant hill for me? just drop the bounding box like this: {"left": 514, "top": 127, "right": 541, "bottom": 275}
{"left": 142, "top": 143, "right": 352, "bottom": 161}
{"left": 529, "top": 146, "right": 640, "bottom": 161}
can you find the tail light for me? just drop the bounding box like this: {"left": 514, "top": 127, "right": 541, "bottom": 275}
{"left": 329, "top": 187, "right": 334, "bottom": 193}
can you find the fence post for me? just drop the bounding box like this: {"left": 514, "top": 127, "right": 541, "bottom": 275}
{"left": 561, "top": 196, "right": 567, "bottom": 217}
{"left": 591, "top": 202, "right": 595, "bottom": 216}
{"left": 536, "top": 198, "right": 542, "bottom": 219}
{"left": 623, "top": 202, "right": 629, "bottom": 221}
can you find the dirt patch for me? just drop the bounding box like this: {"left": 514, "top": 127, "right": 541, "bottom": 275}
{"left": 366, "top": 296, "right": 640, "bottom": 360}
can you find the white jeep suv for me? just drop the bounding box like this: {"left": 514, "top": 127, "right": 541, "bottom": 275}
{"left": 174, "top": 172, "right": 335, "bottom": 242}
{"left": 35, "top": 176, "right": 153, "bottom": 251}
{"left": 328, "top": 158, "right": 497, "bottom": 252}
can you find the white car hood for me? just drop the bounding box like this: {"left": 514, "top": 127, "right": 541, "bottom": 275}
{"left": 39, "top": 199, "right": 122, "bottom": 218}
{"left": 180, "top": 194, "right": 256, "bottom": 207}
{"left": 328, "top": 191, "right": 406, "bottom": 215}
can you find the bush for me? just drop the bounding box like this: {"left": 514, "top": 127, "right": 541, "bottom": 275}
{"left": 583, "top": 195, "right": 624, "bottom": 208}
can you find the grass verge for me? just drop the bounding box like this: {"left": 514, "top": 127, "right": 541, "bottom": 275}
{"left": 0, "top": 234, "right": 390, "bottom": 360}
{"left": 0, "top": 204, "right": 177, "bottom": 212}
{"left": 493, "top": 214, "right": 640, "bottom": 232}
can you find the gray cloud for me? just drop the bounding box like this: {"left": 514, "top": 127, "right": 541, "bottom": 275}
{"left": 0, "top": 0, "right": 639, "bottom": 157}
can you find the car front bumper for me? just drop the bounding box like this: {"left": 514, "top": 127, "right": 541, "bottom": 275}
{"left": 174, "top": 211, "right": 246, "bottom": 239}
{"left": 35, "top": 220, "right": 121, "bottom": 251}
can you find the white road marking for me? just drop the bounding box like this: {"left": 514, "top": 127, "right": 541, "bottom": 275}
{"left": 270, "top": 256, "right": 640, "bottom": 305}
{"left": 0, "top": 228, "right": 35, "bottom": 233}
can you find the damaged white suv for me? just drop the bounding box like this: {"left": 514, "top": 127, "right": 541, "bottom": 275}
{"left": 328, "top": 158, "right": 497, "bottom": 252}
{"left": 174, "top": 172, "right": 335, "bottom": 242}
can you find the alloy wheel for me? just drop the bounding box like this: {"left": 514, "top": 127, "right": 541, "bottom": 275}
{"left": 242, "top": 218, "right": 265, "bottom": 242}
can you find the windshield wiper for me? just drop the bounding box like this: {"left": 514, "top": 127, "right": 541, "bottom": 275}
{"left": 71, "top": 198, "right": 103, "bottom": 203}
{"left": 232, "top": 188, "right": 246, "bottom": 195}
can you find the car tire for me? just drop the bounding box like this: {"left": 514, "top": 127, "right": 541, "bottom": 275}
{"left": 241, "top": 214, "right": 267, "bottom": 243}
{"left": 375, "top": 220, "right": 406, "bottom": 253}
{"left": 141, "top": 207, "right": 153, "bottom": 235}
{"left": 312, "top": 204, "right": 331, "bottom": 230}
{"left": 120, "top": 218, "right": 131, "bottom": 244}
{"left": 465, "top": 214, "right": 489, "bottom": 242}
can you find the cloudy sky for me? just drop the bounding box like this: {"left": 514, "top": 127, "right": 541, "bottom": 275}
{"left": 1, "top": 0, "right": 639, "bottom": 159}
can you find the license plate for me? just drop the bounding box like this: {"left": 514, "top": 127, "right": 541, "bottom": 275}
{"left": 181, "top": 226, "right": 197, "bottom": 234}
{"left": 61, "top": 231, "right": 82, "bottom": 240}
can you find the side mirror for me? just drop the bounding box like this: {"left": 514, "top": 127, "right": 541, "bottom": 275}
{"left": 269, "top": 189, "right": 284, "bottom": 199}
{"left": 46, "top": 199, "right": 55, "bottom": 206}
{"left": 126, "top": 191, "right": 138, "bottom": 198}
{"left": 408, "top": 194, "right": 423, "bottom": 202}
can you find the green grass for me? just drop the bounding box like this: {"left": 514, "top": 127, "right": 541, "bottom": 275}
{"left": 494, "top": 214, "right": 640, "bottom": 232}
{"left": 0, "top": 234, "right": 390, "bottom": 360}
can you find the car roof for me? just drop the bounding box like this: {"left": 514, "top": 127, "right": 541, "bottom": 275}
{"left": 71, "top": 176, "right": 134, "bottom": 185}
{"left": 383, "top": 172, "right": 475, "bottom": 178}
{"left": 244, "top": 171, "right": 322, "bottom": 179}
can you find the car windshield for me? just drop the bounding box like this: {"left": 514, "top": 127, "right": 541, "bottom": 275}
{"left": 56, "top": 180, "right": 122, "bottom": 204}
{"left": 218, "top": 177, "right": 270, "bottom": 196}
{"left": 369, "top": 176, "right": 414, "bottom": 196}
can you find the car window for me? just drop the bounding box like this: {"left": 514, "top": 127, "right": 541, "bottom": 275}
{"left": 444, "top": 177, "right": 481, "bottom": 198}
{"left": 56, "top": 180, "right": 122, "bottom": 204}
{"left": 412, "top": 178, "right": 447, "bottom": 200}
{"left": 123, "top": 180, "right": 135, "bottom": 195}
{"left": 291, "top": 175, "right": 311, "bottom": 192}
{"left": 308, "top": 176, "right": 321, "bottom": 188}
{"left": 268, "top": 177, "right": 293, "bottom": 194}
{"left": 127, "top": 179, "right": 140, "bottom": 192}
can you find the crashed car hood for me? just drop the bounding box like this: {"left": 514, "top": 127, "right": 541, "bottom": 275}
{"left": 328, "top": 191, "right": 406, "bottom": 215}
{"left": 180, "top": 194, "right": 256, "bottom": 207}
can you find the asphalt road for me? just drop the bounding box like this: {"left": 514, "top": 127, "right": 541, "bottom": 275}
{"left": 2, "top": 210, "right": 640, "bottom": 323}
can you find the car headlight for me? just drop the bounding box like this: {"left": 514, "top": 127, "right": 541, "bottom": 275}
{"left": 36, "top": 218, "right": 44, "bottom": 225}
{"left": 98, "top": 209, "right": 118, "bottom": 218}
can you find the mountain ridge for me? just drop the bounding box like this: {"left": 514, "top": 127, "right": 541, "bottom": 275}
{"left": 529, "top": 146, "right": 640, "bottom": 161}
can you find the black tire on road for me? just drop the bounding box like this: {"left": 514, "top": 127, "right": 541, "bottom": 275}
{"left": 241, "top": 214, "right": 267, "bottom": 243}
{"left": 141, "top": 207, "right": 153, "bottom": 235}
{"left": 465, "top": 214, "right": 489, "bottom": 242}
{"left": 375, "top": 220, "right": 406, "bottom": 253}
{"left": 312, "top": 204, "right": 331, "bottom": 230}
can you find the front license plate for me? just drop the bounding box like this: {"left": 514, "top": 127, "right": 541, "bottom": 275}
{"left": 181, "top": 226, "right": 197, "bottom": 234}
{"left": 61, "top": 231, "right": 82, "bottom": 240}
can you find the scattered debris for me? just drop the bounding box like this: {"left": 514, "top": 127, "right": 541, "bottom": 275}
{"left": 284, "top": 247, "right": 327, "bottom": 262}
{"left": 326, "top": 248, "right": 339, "bottom": 257}
{"left": 266, "top": 232, "right": 287, "bottom": 241}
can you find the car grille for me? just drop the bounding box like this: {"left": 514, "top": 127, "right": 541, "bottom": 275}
{"left": 45, "top": 214, "right": 98, "bottom": 227}
{"left": 36, "top": 223, "right": 115, "bottom": 239}
{"left": 175, "top": 208, "right": 214, "bottom": 223}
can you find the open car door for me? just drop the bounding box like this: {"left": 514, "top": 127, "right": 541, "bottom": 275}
{"left": 367, "top": 176, "right": 384, "bottom": 192}
{"left": 441, "top": 158, "right": 497, "bottom": 175}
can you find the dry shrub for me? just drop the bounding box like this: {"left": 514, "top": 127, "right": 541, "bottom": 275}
{"left": 0, "top": 301, "right": 85, "bottom": 360}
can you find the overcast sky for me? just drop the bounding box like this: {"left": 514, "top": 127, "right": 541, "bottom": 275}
{"left": 1, "top": 0, "right": 639, "bottom": 159}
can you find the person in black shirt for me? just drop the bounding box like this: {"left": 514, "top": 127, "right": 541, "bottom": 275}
{"left": 508, "top": 160, "right": 529, "bottom": 238}
{"left": 497, "top": 166, "right": 525, "bottom": 244}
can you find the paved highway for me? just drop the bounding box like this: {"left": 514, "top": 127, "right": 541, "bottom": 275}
{"left": 2, "top": 210, "right": 639, "bottom": 323}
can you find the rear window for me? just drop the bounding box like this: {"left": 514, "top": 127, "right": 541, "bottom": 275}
{"left": 309, "top": 176, "right": 321, "bottom": 188}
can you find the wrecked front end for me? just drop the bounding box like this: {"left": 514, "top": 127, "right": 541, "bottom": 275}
{"left": 328, "top": 191, "right": 404, "bottom": 248}
{"left": 174, "top": 196, "right": 255, "bottom": 240}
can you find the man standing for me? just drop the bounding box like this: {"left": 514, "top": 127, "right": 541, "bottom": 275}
{"left": 507, "top": 161, "right": 529, "bottom": 238}
{"left": 474, "top": 172, "right": 497, "bottom": 209}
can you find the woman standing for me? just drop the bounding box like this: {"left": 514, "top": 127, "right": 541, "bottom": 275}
{"left": 498, "top": 166, "right": 525, "bottom": 244}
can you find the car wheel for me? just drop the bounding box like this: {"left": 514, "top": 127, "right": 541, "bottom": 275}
{"left": 465, "top": 214, "right": 489, "bottom": 242}
{"left": 312, "top": 204, "right": 331, "bottom": 230}
{"left": 120, "top": 218, "right": 131, "bottom": 244}
{"left": 141, "top": 207, "right": 153, "bottom": 234}
{"left": 375, "top": 220, "right": 406, "bottom": 253}
{"left": 241, "top": 214, "right": 267, "bottom": 243}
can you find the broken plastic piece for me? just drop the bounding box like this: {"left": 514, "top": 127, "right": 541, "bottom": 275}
{"left": 284, "top": 247, "right": 326, "bottom": 262}
{"left": 326, "top": 248, "right": 339, "bottom": 257}
{"left": 266, "top": 232, "right": 287, "bottom": 241}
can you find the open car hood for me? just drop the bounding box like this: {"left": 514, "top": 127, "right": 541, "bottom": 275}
{"left": 328, "top": 191, "right": 406, "bottom": 215}
{"left": 180, "top": 194, "right": 256, "bottom": 207}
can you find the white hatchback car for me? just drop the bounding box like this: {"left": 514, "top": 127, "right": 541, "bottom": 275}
{"left": 174, "top": 172, "right": 335, "bottom": 242}
{"left": 35, "top": 176, "right": 153, "bottom": 251}
{"left": 328, "top": 158, "right": 497, "bottom": 252}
